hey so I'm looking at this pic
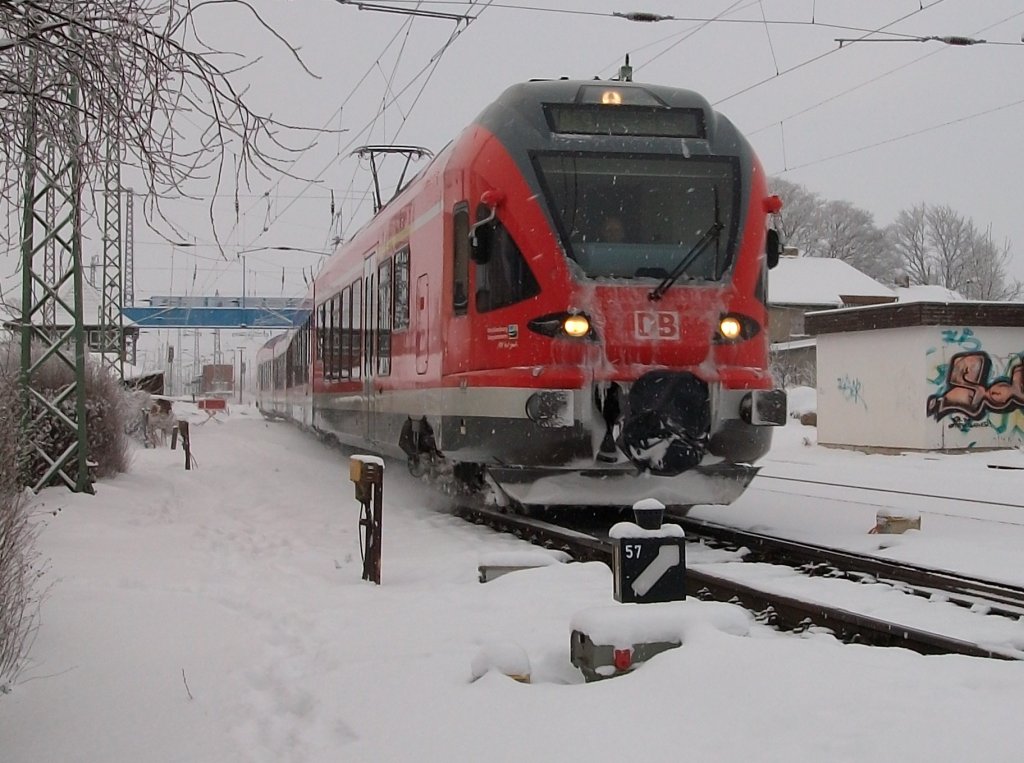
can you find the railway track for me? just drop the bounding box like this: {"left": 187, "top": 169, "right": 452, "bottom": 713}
{"left": 673, "top": 515, "right": 1024, "bottom": 620}
{"left": 454, "top": 504, "right": 1024, "bottom": 661}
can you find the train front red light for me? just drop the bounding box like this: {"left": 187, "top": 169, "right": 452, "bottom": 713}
{"left": 613, "top": 648, "right": 633, "bottom": 671}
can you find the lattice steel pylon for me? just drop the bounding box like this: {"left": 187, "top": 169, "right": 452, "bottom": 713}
{"left": 123, "top": 188, "right": 136, "bottom": 365}
{"left": 99, "top": 127, "right": 125, "bottom": 380}
{"left": 19, "top": 71, "right": 93, "bottom": 493}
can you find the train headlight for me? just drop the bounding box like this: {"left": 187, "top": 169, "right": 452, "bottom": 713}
{"left": 714, "top": 313, "right": 760, "bottom": 343}
{"left": 528, "top": 311, "right": 597, "bottom": 341}
{"left": 719, "top": 316, "right": 743, "bottom": 340}
{"left": 563, "top": 314, "right": 591, "bottom": 338}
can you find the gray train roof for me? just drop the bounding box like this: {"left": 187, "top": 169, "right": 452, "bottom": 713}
{"left": 472, "top": 78, "right": 750, "bottom": 159}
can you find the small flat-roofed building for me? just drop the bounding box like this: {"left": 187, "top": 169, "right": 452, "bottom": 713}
{"left": 806, "top": 301, "right": 1024, "bottom": 451}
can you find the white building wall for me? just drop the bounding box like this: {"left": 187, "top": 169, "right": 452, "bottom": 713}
{"left": 817, "top": 325, "right": 1024, "bottom": 450}
{"left": 817, "top": 327, "right": 929, "bottom": 449}
{"left": 929, "top": 326, "right": 1024, "bottom": 450}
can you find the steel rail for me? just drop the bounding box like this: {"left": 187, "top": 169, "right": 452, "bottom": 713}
{"left": 675, "top": 515, "right": 1024, "bottom": 619}
{"left": 454, "top": 504, "right": 1023, "bottom": 660}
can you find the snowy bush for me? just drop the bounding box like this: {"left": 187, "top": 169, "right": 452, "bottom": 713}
{"left": 0, "top": 343, "right": 136, "bottom": 689}
{"left": 0, "top": 369, "right": 42, "bottom": 691}
{"left": 770, "top": 350, "right": 816, "bottom": 389}
{"left": 0, "top": 344, "right": 132, "bottom": 485}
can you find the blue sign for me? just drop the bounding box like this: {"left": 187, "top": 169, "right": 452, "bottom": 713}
{"left": 122, "top": 306, "right": 306, "bottom": 329}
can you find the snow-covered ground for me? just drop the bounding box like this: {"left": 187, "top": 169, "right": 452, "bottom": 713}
{"left": 3, "top": 393, "right": 1024, "bottom": 762}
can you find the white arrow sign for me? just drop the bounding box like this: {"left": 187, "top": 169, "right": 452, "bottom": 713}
{"left": 631, "top": 544, "right": 681, "bottom": 597}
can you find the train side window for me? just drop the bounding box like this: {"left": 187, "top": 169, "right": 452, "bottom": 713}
{"left": 394, "top": 248, "right": 410, "bottom": 330}
{"left": 286, "top": 335, "right": 295, "bottom": 387}
{"left": 452, "top": 203, "right": 470, "bottom": 315}
{"left": 323, "top": 299, "right": 331, "bottom": 378}
{"left": 318, "top": 303, "right": 327, "bottom": 371}
{"left": 351, "top": 279, "right": 362, "bottom": 380}
{"left": 339, "top": 287, "right": 350, "bottom": 380}
{"left": 474, "top": 205, "right": 540, "bottom": 313}
{"left": 378, "top": 259, "right": 392, "bottom": 376}
{"left": 332, "top": 295, "right": 343, "bottom": 379}
{"left": 300, "top": 316, "right": 311, "bottom": 384}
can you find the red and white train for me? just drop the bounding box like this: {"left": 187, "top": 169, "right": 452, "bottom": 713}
{"left": 256, "top": 75, "right": 786, "bottom": 510}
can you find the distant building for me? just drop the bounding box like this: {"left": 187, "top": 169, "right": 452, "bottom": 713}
{"left": 807, "top": 301, "right": 1024, "bottom": 452}
{"left": 767, "top": 251, "right": 896, "bottom": 342}
{"left": 767, "top": 250, "right": 895, "bottom": 386}
{"left": 1, "top": 277, "right": 139, "bottom": 360}
{"left": 201, "top": 364, "right": 233, "bottom": 397}
{"left": 893, "top": 284, "right": 965, "bottom": 303}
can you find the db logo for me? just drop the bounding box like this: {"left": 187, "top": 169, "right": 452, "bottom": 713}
{"left": 634, "top": 311, "right": 679, "bottom": 340}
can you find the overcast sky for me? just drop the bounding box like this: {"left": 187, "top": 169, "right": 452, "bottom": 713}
{"left": 104, "top": 1, "right": 1024, "bottom": 302}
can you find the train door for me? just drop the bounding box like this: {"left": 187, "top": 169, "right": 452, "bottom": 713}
{"left": 445, "top": 202, "right": 471, "bottom": 375}
{"left": 415, "top": 273, "right": 429, "bottom": 374}
{"left": 363, "top": 254, "right": 376, "bottom": 441}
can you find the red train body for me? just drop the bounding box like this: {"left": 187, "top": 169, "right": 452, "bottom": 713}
{"left": 256, "top": 77, "right": 786, "bottom": 509}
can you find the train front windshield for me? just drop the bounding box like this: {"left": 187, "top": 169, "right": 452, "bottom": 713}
{"left": 533, "top": 153, "right": 740, "bottom": 281}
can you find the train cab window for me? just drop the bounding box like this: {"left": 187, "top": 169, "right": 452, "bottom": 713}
{"left": 394, "top": 248, "right": 410, "bottom": 330}
{"left": 533, "top": 152, "right": 739, "bottom": 282}
{"left": 377, "top": 260, "right": 392, "bottom": 376}
{"left": 473, "top": 206, "right": 540, "bottom": 313}
{"left": 452, "top": 204, "right": 470, "bottom": 315}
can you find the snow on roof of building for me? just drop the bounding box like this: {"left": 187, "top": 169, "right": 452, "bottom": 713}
{"left": 894, "top": 284, "right": 965, "bottom": 302}
{"left": 768, "top": 254, "right": 894, "bottom": 307}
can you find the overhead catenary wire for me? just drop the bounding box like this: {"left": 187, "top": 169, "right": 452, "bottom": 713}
{"left": 750, "top": 6, "right": 1024, "bottom": 175}
{"left": 156, "top": 1, "right": 1022, "bottom": 303}
{"left": 746, "top": 5, "right": 1024, "bottom": 136}
{"left": 774, "top": 95, "right": 1024, "bottom": 175}
{"left": 241, "top": 4, "right": 486, "bottom": 250}
{"left": 190, "top": 1, "right": 490, "bottom": 300}
{"left": 712, "top": 0, "right": 951, "bottom": 105}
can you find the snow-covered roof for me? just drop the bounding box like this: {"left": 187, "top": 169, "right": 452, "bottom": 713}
{"left": 768, "top": 255, "right": 894, "bottom": 307}
{"left": 771, "top": 337, "right": 816, "bottom": 352}
{"left": 894, "top": 284, "right": 964, "bottom": 302}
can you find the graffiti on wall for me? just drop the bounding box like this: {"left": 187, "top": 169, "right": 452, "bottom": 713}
{"left": 927, "top": 350, "right": 1024, "bottom": 423}
{"left": 939, "top": 327, "right": 982, "bottom": 352}
{"left": 836, "top": 374, "right": 867, "bottom": 409}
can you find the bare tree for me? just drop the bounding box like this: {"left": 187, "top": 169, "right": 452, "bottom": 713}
{"left": 804, "top": 199, "right": 892, "bottom": 279}
{"left": 768, "top": 177, "right": 821, "bottom": 253}
{"left": 887, "top": 203, "right": 1021, "bottom": 300}
{"left": 0, "top": 0, "right": 316, "bottom": 691}
{"left": 926, "top": 204, "right": 975, "bottom": 293}
{"left": 888, "top": 204, "right": 930, "bottom": 285}
{"left": 770, "top": 176, "right": 895, "bottom": 280}
{"left": 0, "top": 0, "right": 316, "bottom": 246}
{"left": 962, "top": 227, "right": 1021, "bottom": 300}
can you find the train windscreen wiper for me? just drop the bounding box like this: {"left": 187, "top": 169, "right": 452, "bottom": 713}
{"left": 648, "top": 188, "right": 723, "bottom": 302}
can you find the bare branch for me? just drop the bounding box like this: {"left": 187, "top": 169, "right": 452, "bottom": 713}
{"left": 0, "top": 0, "right": 321, "bottom": 249}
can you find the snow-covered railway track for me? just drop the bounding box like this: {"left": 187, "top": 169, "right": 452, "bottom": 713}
{"left": 454, "top": 504, "right": 1024, "bottom": 661}
{"left": 674, "top": 516, "right": 1024, "bottom": 620}
{"left": 754, "top": 471, "right": 1024, "bottom": 527}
